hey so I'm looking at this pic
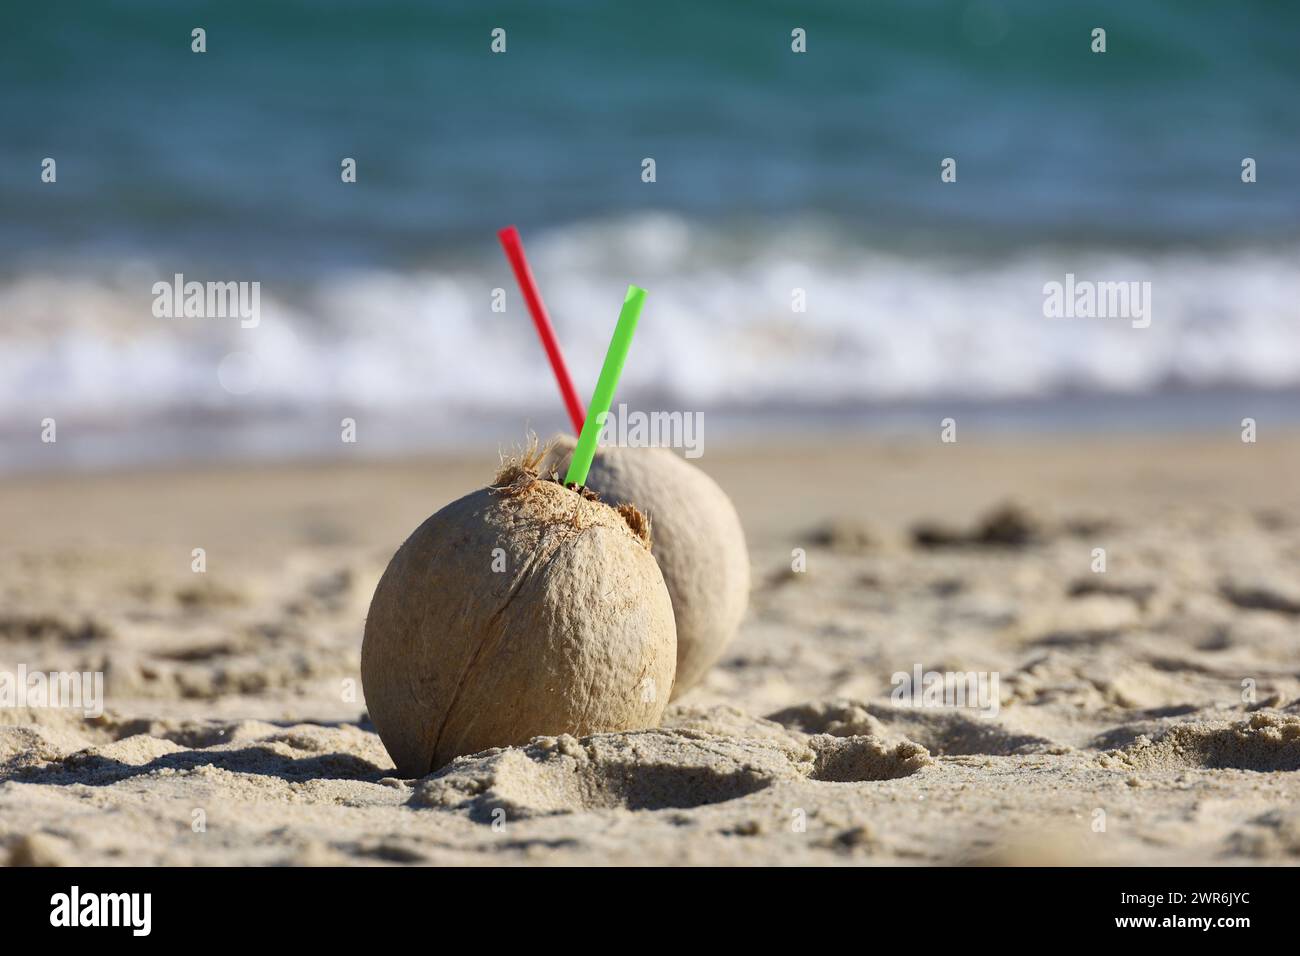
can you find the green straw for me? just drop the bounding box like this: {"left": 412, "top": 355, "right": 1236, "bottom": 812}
{"left": 564, "top": 284, "right": 646, "bottom": 488}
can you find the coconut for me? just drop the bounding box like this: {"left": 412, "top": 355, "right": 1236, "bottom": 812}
{"left": 361, "top": 444, "right": 677, "bottom": 776}
{"left": 543, "top": 436, "right": 749, "bottom": 698}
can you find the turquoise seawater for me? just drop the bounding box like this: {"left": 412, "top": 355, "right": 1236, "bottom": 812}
{"left": 1, "top": 1, "right": 1297, "bottom": 469}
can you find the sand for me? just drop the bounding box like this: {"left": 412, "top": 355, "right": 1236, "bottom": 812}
{"left": 2, "top": 432, "right": 1299, "bottom": 866}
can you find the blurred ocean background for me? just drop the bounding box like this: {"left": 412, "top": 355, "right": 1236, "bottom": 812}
{"left": 2, "top": 0, "right": 1298, "bottom": 472}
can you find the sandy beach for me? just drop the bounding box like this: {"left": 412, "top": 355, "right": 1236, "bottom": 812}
{"left": 2, "top": 431, "right": 1298, "bottom": 866}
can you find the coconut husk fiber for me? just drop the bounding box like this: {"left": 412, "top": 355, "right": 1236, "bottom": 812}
{"left": 543, "top": 436, "right": 749, "bottom": 698}
{"left": 361, "top": 443, "right": 677, "bottom": 776}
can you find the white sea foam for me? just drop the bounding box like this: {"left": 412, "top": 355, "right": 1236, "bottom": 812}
{"left": 2, "top": 214, "right": 1297, "bottom": 466}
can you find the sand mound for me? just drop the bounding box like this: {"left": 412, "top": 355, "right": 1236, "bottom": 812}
{"left": 765, "top": 700, "right": 889, "bottom": 738}
{"left": 2, "top": 720, "right": 391, "bottom": 787}
{"left": 1101, "top": 712, "right": 1300, "bottom": 772}
{"left": 1225, "top": 806, "right": 1300, "bottom": 859}
{"left": 412, "top": 711, "right": 931, "bottom": 819}
{"left": 807, "top": 735, "right": 931, "bottom": 782}
{"left": 768, "top": 699, "right": 1056, "bottom": 756}
{"left": 0, "top": 612, "right": 111, "bottom": 644}
{"left": 912, "top": 502, "right": 1043, "bottom": 549}
{"left": 413, "top": 731, "right": 796, "bottom": 817}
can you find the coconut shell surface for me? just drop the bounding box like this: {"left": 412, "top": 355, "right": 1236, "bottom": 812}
{"left": 544, "top": 437, "right": 749, "bottom": 698}
{"left": 362, "top": 471, "right": 677, "bottom": 776}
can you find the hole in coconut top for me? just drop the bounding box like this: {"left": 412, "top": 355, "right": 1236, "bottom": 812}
{"left": 491, "top": 436, "right": 652, "bottom": 548}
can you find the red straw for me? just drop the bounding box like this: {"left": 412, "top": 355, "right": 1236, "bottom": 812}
{"left": 497, "top": 225, "right": 586, "bottom": 435}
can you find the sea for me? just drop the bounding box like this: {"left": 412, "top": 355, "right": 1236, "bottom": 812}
{"left": 2, "top": 1, "right": 1297, "bottom": 472}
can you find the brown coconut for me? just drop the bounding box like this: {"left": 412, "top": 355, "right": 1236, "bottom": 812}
{"left": 543, "top": 436, "right": 749, "bottom": 698}
{"left": 361, "top": 445, "right": 677, "bottom": 776}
